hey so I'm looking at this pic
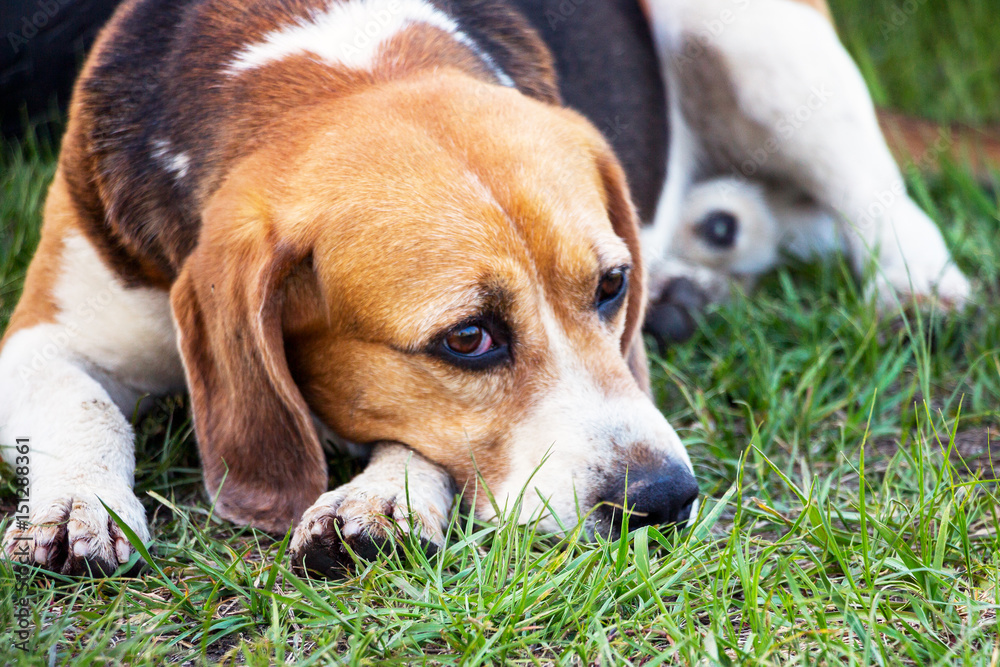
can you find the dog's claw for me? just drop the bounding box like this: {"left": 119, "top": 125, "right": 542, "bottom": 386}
{"left": 290, "top": 480, "right": 448, "bottom": 578}
{"left": 3, "top": 492, "right": 148, "bottom": 577}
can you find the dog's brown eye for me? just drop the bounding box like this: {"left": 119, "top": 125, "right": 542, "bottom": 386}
{"left": 445, "top": 325, "right": 493, "bottom": 356}
{"left": 596, "top": 267, "right": 629, "bottom": 318}
{"left": 435, "top": 316, "right": 510, "bottom": 370}
{"left": 599, "top": 271, "right": 624, "bottom": 300}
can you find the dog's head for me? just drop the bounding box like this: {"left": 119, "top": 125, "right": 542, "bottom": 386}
{"left": 644, "top": 177, "right": 840, "bottom": 347}
{"left": 171, "top": 73, "right": 696, "bottom": 538}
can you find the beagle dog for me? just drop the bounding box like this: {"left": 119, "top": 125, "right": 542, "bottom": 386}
{"left": 0, "top": 0, "right": 969, "bottom": 576}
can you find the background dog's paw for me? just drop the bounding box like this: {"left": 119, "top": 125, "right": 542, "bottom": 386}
{"left": 872, "top": 260, "right": 972, "bottom": 313}
{"left": 924, "top": 263, "right": 972, "bottom": 310}
{"left": 290, "top": 482, "right": 446, "bottom": 578}
{"left": 3, "top": 490, "right": 149, "bottom": 576}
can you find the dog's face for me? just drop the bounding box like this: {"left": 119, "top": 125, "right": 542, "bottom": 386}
{"left": 173, "top": 73, "right": 696, "bottom": 536}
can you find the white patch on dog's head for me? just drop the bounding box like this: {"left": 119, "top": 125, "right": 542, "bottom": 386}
{"left": 226, "top": 0, "right": 514, "bottom": 86}
{"left": 151, "top": 139, "right": 191, "bottom": 180}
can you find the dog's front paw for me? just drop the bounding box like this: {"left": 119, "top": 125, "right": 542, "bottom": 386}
{"left": 3, "top": 489, "right": 149, "bottom": 576}
{"left": 290, "top": 479, "right": 449, "bottom": 578}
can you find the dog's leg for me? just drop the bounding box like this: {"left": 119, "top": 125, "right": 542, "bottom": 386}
{"left": 1, "top": 179, "right": 184, "bottom": 575}
{"left": 290, "top": 443, "right": 455, "bottom": 577}
{"left": 730, "top": 10, "right": 971, "bottom": 308}
{"left": 1, "top": 335, "right": 148, "bottom": 575}
{"left": 645, "top": 0, "right": 970, "bottom": 310}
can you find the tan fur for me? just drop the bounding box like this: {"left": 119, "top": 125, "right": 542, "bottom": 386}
{"left": 159, "top": 71, "right": 646, "bottom": 528}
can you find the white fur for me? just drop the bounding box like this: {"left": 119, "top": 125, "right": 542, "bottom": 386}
{"left": 151, "top": 139, "right": 190, "bottom": 179}
{"left": 1, "top": 234, "right": 183, "bottom": 568}
{"left": 482, "top": 302, "right": 692, "bottom": 533}
{"left": 227, "top": 0, "right": 514, "bottom": 87}
{"left": 643, "top": 0, "right": 970, "bottom": 309}
{"left": 52, "top": 234, "right": 185, "bottom": 401}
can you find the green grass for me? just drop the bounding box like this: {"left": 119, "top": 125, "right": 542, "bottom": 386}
{"left": 831, "top": 0, "right": 1000, "bottom": 125}
{"left": 2, "top": 1, "right": 999, "bottom": 664}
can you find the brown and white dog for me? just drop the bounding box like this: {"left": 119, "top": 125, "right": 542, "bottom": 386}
{"left": 0, "top": 0, "right": 973, "bottom": 576}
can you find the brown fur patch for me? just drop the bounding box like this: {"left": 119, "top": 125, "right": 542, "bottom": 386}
{"left": 170, "top": 180, "right": 328, "bottom": 533}
{"left": 879, "top": 109, "right": 1000, "bottom": 181}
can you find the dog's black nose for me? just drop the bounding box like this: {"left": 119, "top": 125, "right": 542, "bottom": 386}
{"left": 593, "top": 464, "right": 699, "bottom": 539}
{"left": 644, "top": 277, "right": 708, "bottom": 347}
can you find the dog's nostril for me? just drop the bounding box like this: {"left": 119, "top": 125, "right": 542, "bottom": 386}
{"left": 631, "top": 477, "right": 698, "bottom": 528}
{"left": 671, "top": 497, "right": 696, "bottom": 527}
{"left": 595, "top": 464, "right": 699, "bottom": 537}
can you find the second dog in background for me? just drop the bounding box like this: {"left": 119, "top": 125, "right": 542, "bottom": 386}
{"left": 640, "top": 0, "right": 980, "bottom": 345}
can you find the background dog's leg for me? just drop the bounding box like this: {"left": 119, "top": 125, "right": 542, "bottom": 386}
{"left": 645, "top": 0, "right": 970, "bottom": 310}
{"left": 725, "top": 11, "right": 973, "bottom": 308}
{"left": 291, "top": 443, "right": 455, "bottom": 578}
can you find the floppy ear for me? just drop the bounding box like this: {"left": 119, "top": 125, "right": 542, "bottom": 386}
{"left": 170, "top": 223, "right": 328, "bottom": 534}
{"left": 595, "top": 151, "right": 652, "bottom": 395}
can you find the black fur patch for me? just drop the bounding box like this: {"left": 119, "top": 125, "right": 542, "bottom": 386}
{"left": 508, "top": 0, "right": 668, "bottom": 224}
{"left": 66, "top": 0, "right": 667, "bottom": 283}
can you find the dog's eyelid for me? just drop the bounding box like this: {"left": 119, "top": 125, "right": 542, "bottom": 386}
{"left": 594, "top": 262, "right": 632, "bottom": 281}
{"left": 416, "top": 282, "right": 513, "bottom": 342}
{"left": 606, "top": 263, "right": 632, "bottom": 276}
{"left": 596, "top": 265, "right": 631, "bottom": 291}
{"left": 444, "top": 310, "right": 510, "bottom": 343}
{"left": 593, "top": 234, "right": 632, "bottom": 270}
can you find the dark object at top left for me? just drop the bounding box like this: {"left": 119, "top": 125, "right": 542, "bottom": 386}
{"left": 1, "top": 0, "right": 121, "bottom": 138}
